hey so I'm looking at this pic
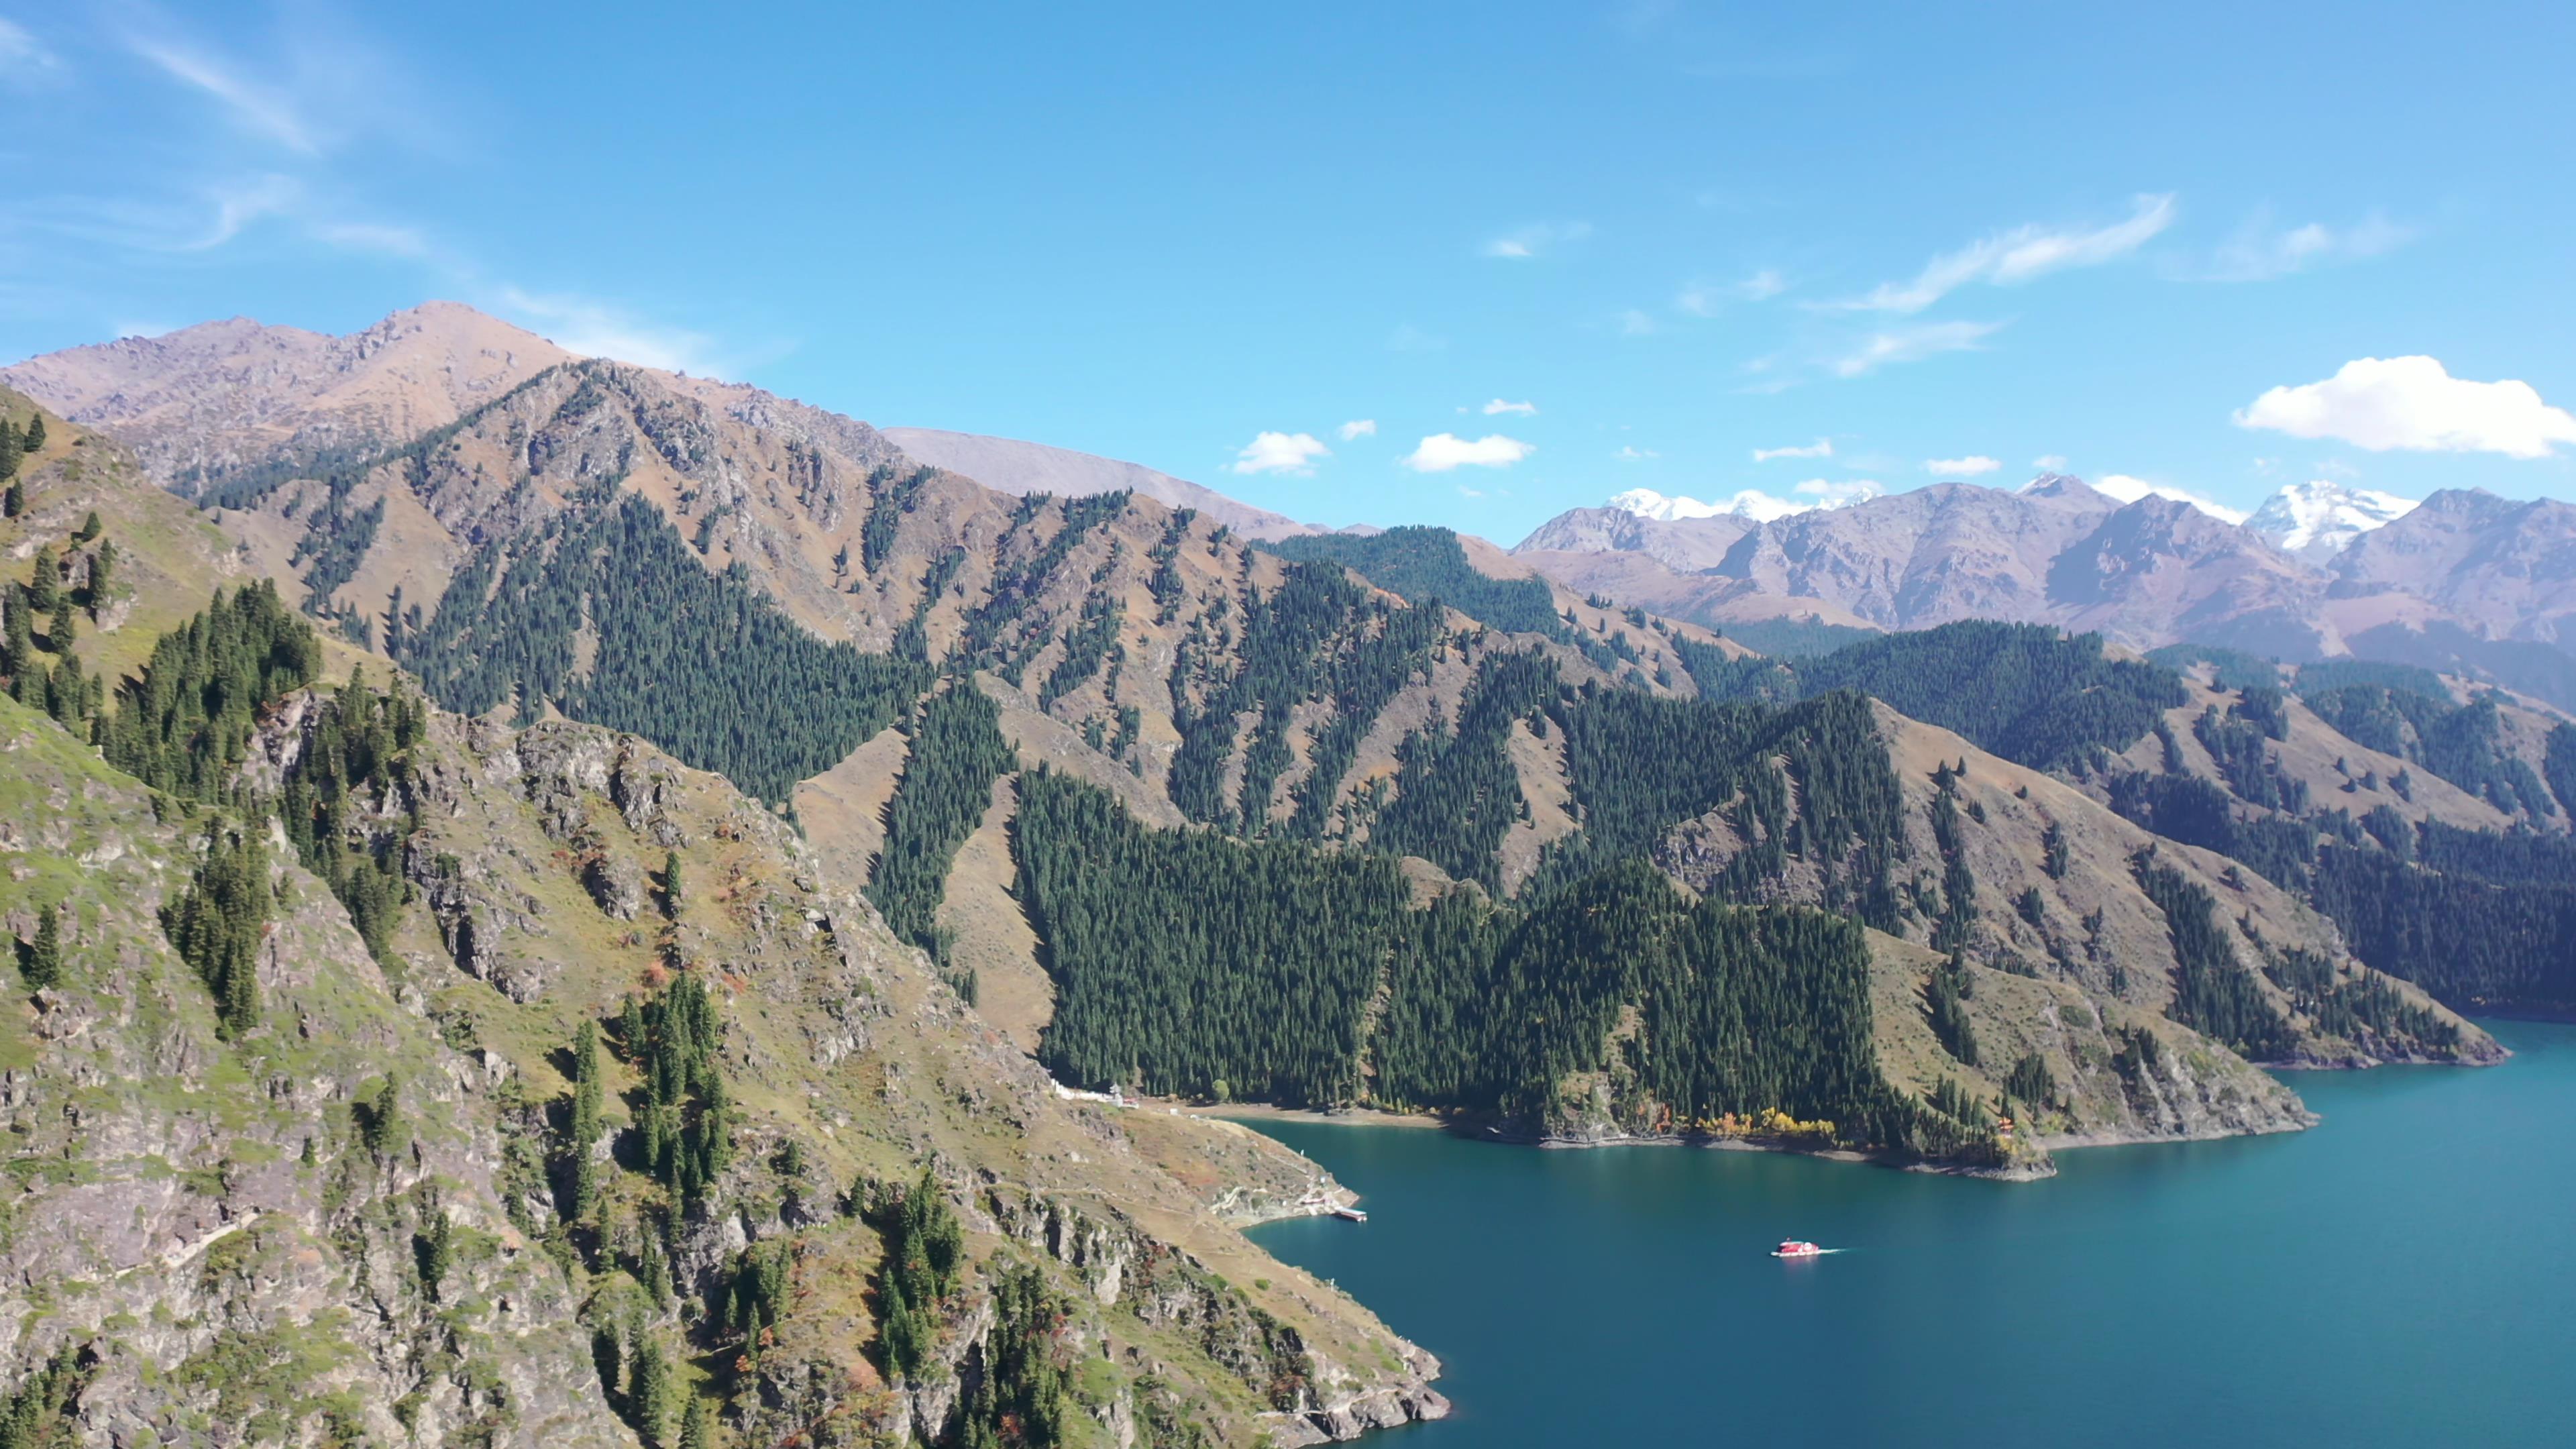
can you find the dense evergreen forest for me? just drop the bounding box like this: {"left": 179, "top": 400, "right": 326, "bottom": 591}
{"left": 1693, "top": 621, "right": 2186, "bottom": 769}
{"left": 1262, "top": 526, "right": 1560, "bottom": 634}
{"left": 102, "top": 582, "right": 323, "bottom": 803}
{"left": 1369, "top": 651, "right": 1556, "bottom": 887}
{"left": 1015, "top": 767, "right": 1930, "bottom": 1150}
{"left": 1015, "top": 765, "right": 1411, "bottom": 1104}
{"left": 396, "top": 485, "right": 924, "bottom": 802}
{"left": 866, "top": 684, "right": 1016, "bottom": 990}
{"left": 1548, "top": 684, "right": 1905, "bottom": 919}
{"left": 1261, "top": 524, "right": 1651, "bottom": 678}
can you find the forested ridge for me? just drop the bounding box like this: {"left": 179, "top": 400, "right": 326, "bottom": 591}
{"left": 1693, "top": 620, "right": 2186, "bottom": 770}
{"left": 396, "top": 485, "right": 924, "bottom": 802}
{"left": 1015, "top": 766, "right": 1950, "bottom": 1153}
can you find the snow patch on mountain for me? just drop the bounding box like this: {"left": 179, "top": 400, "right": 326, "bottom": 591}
{"left": 2245, "top": 479, "right": 2420, "bottom": 561}
{"left": 2092, "top": 474, "right": 2253, "bottom": 526}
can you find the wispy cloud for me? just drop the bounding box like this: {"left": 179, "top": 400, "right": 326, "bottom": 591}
{"left": 311, "top": 220, "right": 438, "bottom": 261}
{"left": 2033, "top": 453, "right": 2070, "bottom": 471}
{"left": 1481, "top": 398, "right": 1538, "bottom": 417}
{"left": 1227, "top": 431, "right": 1332, "bottom": 476}
{"left": 1677, "top": 268, "right": 1788, "bottom": 317}
{"left": 1336, "top": 419, "right": 1377, "bottom": 441}
{"left": 1618, "top": 308, "right": 1656, "bottom": 336}
{"left": 1482, "top": 221, "right": 1592, "bottom": 260}
{"left": 497, "top": 286, "right": 729, "bottom": 376}
{"left": 1833, "top": 319, "right": 2004, "bottom": 378}
{"left": 1402, "top": 433, "right": 1535, "bottom": 472}
{"left": 123, "top": 32, "right": 321, "bottom": 154}
{"left": 0, "top": 18, "right": 66, "bottom": 87}
{"left": 1825, "top": 195, "right": 2175, "bottom": 314}
{"left": 1923, "top": 455, "right": 2000, "bottom": 476}
{"left": 2190, "top": 211, "right": 2412, "bottom": 282}
{"left": 187, "top": 173, "right": 301, "bottom": 249}
{"left": 1615, "top": 445, "right": 1658, "bottom": 462}
{"left": 1752, "top": 438, "right": 1831, "bottom": 462}
{"left": 1387, "top": 323, "right": 1447, "bottom": 353}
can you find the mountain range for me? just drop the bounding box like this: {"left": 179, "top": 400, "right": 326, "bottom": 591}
{"left": 1511, "top": 472, "right": 2576, "bottom": 709}
{"left": 1, "top": 301, "right": 2571, "bottom": 1448}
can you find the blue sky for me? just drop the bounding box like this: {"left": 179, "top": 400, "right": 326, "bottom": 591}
{"left": 3, "top": 1, "right": 2573, "bottom": 541}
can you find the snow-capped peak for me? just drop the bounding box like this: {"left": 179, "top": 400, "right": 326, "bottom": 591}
{"left": 2245, "top": 480, "right": 2419, "bottom": 562}
{"left": 1606, "top": 484, "right": 1870, "bottom": 525}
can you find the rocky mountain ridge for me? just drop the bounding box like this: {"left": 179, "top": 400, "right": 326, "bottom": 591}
{"left": 1515, "top": 471, "right": 2576, "bottom": 708}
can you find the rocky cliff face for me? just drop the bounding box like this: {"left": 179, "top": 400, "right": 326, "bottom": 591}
{"left": 0, "top": 682, "right": 1450, "bottom": 1446}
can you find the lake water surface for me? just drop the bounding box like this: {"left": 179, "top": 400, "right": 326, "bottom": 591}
{"left": 1245, "top": 1020, "right": 2575, "bottom": 1447}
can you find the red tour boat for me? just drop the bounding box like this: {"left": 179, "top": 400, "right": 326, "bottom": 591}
{"left": 1772, "top": 1240, "right": 1825, "bottom": 1258}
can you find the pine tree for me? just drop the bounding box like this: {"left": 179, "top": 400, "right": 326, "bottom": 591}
{"left": 165, "top": 820, "right": 270, "bottom": 1036}
{"left": 418, "top": 1203, "right": 454, "bottom": 1300}
{"left": 678, "top": 1395, "right": 713, "bottom": 1449}
{"left": 0, "top": 421, "right": 20, "bottom": 482}
{"left": 27, "top": 545, "right": 58, "bottom": 615}
{"left": 86, "top": 539, "right": 113, "bottom": 608}
{"left": 47, "top": 600, "right": 72, "bottom": 653}
{"left": 72, "top": 510, "right": 99, "bottom": 543}
{"left": 567, "top": 1020, "right": 604, "bottom": 1218}
{"left": 663, "top": 850, "right": 683, "bottom": 918}
{"left": 3, "top": 591, "right": 29, "bottom": 683}
{"left": 2, "top": 482, "right": 21, "bottom": 519}
{"left": 627, "top": 1330, "right": 668, "bottom": 1444}
{"left": 21, "top": 904, "right": 61, "bottom": 989}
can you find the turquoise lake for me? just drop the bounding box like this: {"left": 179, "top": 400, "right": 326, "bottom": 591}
{"left": 1244, "top": 1020, "right": 2575, "bottom": 1447}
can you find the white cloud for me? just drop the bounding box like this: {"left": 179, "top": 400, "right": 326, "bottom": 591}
{"left": 1827, "top": 194, "right": 2175, "bottom": 314}
{"left": 1752, "top": 438, "right": 1832, "bottom": 462}
{"left": 497, "top": 287, "right": 729, "bottom": 376}
{"left": 1226, "top": 431, "right": 1332, "bottom": 476}
{"left": 2234, "top": 356, "right": 2576, "bottom": 460}
{"left": 1402, "top": 433, "right": 1535, "bottom": 472}
{"left": 2095, "top": 474, "right": 2251, "bottom": 525}
{"left": 1619, "top": 309, "right": 1656, "bottom": 336}
{"left": 125, "top": 34, "right": 321, "bottom": 154}
{"left": 2033, "top": 453, "right": 2070, "bottom": 470}
{"left": 1833, "top": 319, "right": 2002, "bottom": 377}
{"left": 1738, "top": 268, "right": 1788, "bottom": 301}
{"left": 2195, "top": 212, "right": 2411, "bottom": 282}
{"left": 1483, "top": 221, "right": 1592, "bottom": 260}
{"left": 1336, "top": 419, "right": 1377, "bottom": 441}
{"left": 1615, "top": 445, "right": 1658, "bottom": 462}
{"left": 1924, "top": 455, "right": 2001, "bottom": 476}
{"left": 1456, "top": 485, "right": 1487, "bottom": 498}
{"left": 1482, "top": 398, "right": 1538, "bottom": 416}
